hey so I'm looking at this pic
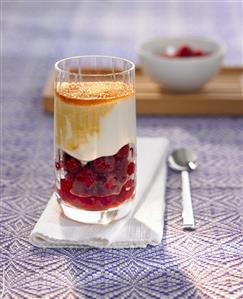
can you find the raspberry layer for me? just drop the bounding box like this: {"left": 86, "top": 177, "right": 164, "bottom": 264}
{"left": 56, "top": 143, "right": 136, "bottom": 211}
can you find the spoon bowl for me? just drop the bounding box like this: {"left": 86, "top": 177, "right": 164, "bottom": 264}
{"left": 168, "top": 148, "right": 198, "bottom": 171}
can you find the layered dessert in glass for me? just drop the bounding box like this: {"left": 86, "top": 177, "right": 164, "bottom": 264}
{"left": 54, "top": 56, "right": 136, "bottom": 224}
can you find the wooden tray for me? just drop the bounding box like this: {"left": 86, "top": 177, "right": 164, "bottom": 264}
{"left": 43, "top": 67, "right": 243, "bottom": 115}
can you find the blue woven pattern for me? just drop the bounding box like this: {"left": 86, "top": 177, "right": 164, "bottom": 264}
{"left": 1, "top": 2, "right": 243, "bottom": 298}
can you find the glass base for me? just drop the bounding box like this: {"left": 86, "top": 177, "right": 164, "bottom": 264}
{"left": 57, "top": 195, "right": 134, "bottom": 224}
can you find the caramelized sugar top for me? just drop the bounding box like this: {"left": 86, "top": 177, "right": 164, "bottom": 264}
{"left": 56, "top": 81, "right": 134, "bottom": 105}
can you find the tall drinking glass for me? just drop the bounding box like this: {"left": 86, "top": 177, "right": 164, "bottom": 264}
{"left": 54, "top": 56, "right": 136, "bottom": 224}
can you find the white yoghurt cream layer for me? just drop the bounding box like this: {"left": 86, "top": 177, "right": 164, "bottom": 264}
{"left": 55, "top": 94, "right": 136, "bottom": 161}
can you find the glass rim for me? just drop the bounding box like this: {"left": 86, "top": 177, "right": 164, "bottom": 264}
{"left": 54, "top": 55, "right": 135, "bottom": 77}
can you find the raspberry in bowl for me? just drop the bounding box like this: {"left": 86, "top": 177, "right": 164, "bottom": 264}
{"left": 138, "top": 37, "right": 226, "bottom": 91}
{"left": 160, "top": 44, "right": 209, "bottom": 58}
{"left": 54, "top": 56, "right": 136, "bottom": 224}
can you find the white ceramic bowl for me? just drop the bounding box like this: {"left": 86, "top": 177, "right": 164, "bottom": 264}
{"left": 137, "top": 37, "right": 226, "bottom": 91}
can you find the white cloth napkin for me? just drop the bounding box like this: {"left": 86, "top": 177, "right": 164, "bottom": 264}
{"left": 30, "top": 137, "right": 168, "bottom": 248}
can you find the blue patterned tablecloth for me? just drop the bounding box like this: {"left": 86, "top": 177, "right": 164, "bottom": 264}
{"left": 1, "top": 1, "right": 243, "bottom": 298}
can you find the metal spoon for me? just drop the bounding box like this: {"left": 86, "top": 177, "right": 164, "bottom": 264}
{"left": 168, "top": 148, "right": 198, "bottom": 230}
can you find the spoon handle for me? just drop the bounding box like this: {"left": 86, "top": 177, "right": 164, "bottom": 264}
{"left": 181, "top": 170, "right": 195, "bottom": 230}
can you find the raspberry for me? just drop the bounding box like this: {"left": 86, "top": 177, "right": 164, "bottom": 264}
{"left": 193, "top": 49, "right": 205, "bottom": 56}
{"left": 104, "top": 175, "right": 117, "bottom": 190}
{"left": 63, "top": 152, "right": 72, "bottom": 162}
{"left": 65, "top": 173, "right": 75, "bottom": 182}
{"left": 82, "top": 177, "right": 94, "bottom": 188}
{"left": 123, "top": 179, "right": 135, "bottom": 191}
{"left": 127, "top": 162, "right": 135, "bottom": 175}
{"left": 60, "top": 178, "right": 73, "bottom": 193}
{"left": 76, "top": 169, "right": 95, "bottom": 188}
{"left": 115, "top": 158, "right": 128, "bottom": 175}
{"left": 116, "top": 144, "right": 130, "bottom": 159}
{"left": 100, "top": 196, "right": 113, "bottom": 207}
{"left": 176, "top": 45, "right": 193, "bottom": 57}
{"left": 65, "top": 158, "right": 82, "bottom": 174}
{"left": 93, "top": 157, "right": 115, "bottom": 173}
{"left": 96, "top": 174, "right": 106, "bottom": 183}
